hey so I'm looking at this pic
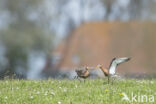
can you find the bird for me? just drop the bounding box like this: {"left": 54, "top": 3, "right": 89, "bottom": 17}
{"left": 96, "top": 57, "right": 131, "bottom": 84}
{"left": 75, "top": 67, "right": 90, "bottom": 79}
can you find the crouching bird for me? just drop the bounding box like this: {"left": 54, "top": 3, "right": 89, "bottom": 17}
{"left": 97, "top": 57, "right": 131, "bottom": 84}
{"left": 75, "top": 67, "right": 90, "bottom": 81}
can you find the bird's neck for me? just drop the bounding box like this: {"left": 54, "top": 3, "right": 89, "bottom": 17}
{"left": 100, "top": 66, "right": 109, "bottom": 76}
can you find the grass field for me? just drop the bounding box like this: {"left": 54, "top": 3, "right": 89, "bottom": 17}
{"left": 0, "top": 79, "right": 155, "bottom": 104}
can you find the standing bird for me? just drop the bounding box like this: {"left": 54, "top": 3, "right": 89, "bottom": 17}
{"left": 75, "top": 67, "right": 90, "bottom": 80}
{"left": 97, "top": 57, "right": 131, "bottom": 84}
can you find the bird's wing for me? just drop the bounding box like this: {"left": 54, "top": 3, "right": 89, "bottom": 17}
{"left": 115, "top": 57, "right": 130, "bottom": 65}
{"left": 109, "top": 63, "right": 116, "bottom": 75}
{"left": 109, "top": 57, "right": 130, "bottom": 75}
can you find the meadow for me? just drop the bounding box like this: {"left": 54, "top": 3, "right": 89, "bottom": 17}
{"left": 0, "top": 79, "right": 155, "bottom": 104}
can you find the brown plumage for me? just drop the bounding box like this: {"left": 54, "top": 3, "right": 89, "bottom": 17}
{"left": 96, "top": 64, "right": 110, "bottom": 83}
{"left": 75, "top": 67, "right": 90, "bottom": 79}
{"left": 96, "top": 57, "right": 131, "bottom": 84}
{"left": 96, "top": 64, "right": 109, "bottom": 76}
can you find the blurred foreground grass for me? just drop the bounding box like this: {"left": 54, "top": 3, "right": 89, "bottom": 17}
{"left": 0, "top": 79, "right": 155, "bottom": 104}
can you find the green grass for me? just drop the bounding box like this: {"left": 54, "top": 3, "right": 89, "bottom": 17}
{"left": 0, "top": 79, "right": 156, "bottom": 104}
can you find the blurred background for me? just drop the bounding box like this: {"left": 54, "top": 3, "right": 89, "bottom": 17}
{"left": 0, "top": 0, "right": 156, "bottom": 79}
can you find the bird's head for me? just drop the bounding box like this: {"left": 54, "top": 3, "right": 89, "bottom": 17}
{"left": 85, "top": 66, "right": 90, "bottom": 70}
{"left": 96, "top": 64, "right": 103, "bottom": 69}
